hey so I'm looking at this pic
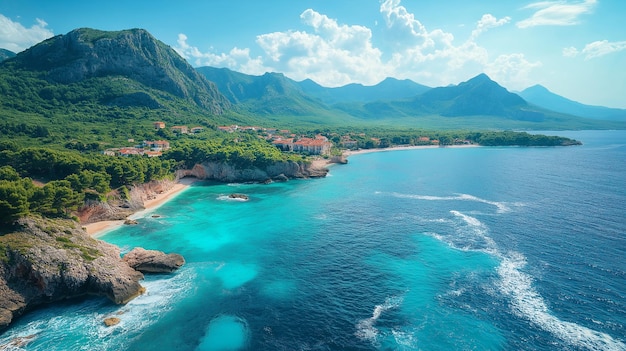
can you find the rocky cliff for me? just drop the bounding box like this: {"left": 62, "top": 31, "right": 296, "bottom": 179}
{"left": 178, "top": 160, "right": 329, "bottom": 183}
{"left": 0, "top": 217, "right": 184, "bottom": 331}
{"left": 8, "top": 28, "right": 230, "bottom": 113}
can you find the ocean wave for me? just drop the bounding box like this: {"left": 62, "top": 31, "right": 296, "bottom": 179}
{"left": 0, "top": 268, "right": 196, "bottom": 351}
{"left": 389, "top": 192, "right": 515, "bottom": 213}
{"left": 355, "top": 295, "right": 404, "bottom": 346}
{"left": 497, "top": 254, "right": 626, "bottom": 351}
{"left": 427, "top": 210, "right": 626, "bottom": 351}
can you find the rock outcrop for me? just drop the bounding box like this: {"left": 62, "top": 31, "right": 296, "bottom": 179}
{"left": 11, "top": 28, "right": 230, "bottom": 114}
{"left": 0, "top": 217, "right": 144, "bottom": 330}
{"left": 123, "top": 248, "right": 185, "bottom": 273}
{"left": 177, "top": 160, "right": 329, "bottom": 183}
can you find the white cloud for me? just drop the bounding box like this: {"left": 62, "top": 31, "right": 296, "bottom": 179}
{"left": 471, "top": 14, "right": 511, "bottom": 39}
{"left": 562, "top": 40, "right": 626, "bottom": 59}
{"left": 580, "top": 40, "right": 626, "bottom": 59}
{"left": 0, "top": 14, "right": 54, "bottom": 52}
{"left": 175, "top": 0, "right": 539, "bottom": 91}
{"left": 562, "top": 46, "right": 579, "bottom": 57}
{"left": 517, "top": 0, "right": 597, "bottom": 28}
{"left": 175, "top": 33, "right": 266, "bottom": 75}
{"left": 484, "top": 53, "right": 542, "bottom": 90}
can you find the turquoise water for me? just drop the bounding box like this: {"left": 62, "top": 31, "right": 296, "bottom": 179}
{"left": 1, "top": 130, "right": 625, "bottom": 350}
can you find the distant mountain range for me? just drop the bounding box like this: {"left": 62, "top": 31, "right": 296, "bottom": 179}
{"left": 519, "top": 85, "right": 626, "bottom": 121}
{"left": 1, "top": 27, "right": 624, "bottom": 131}
{"left": 0, "top": 49, "right": 15, "bottom": 61}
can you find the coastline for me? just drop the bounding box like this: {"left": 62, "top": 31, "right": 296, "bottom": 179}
{"left": 83, "top": 145, "right": 477, "bottom": 237}
{"left": 343, "top": 143, "right": 479, "bottom": 157}
{"left": 83, "top": 177, "right": 199, "bottom": 237}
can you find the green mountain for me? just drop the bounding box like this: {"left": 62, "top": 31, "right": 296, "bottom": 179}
{"left": 298, "top": 77, "right": 431, "bottom": 104}
{"left": 0, "top": 49, "right": 15, "bottom": 62}
{"left": 0, "top": 28, "right": 237, "bottom": 147}
{"left": 196, "top": 66, "right": 360, "bottom": 126}
{"left": 4, "top": 28, "right": 229, "bottom": 113}
{"left": 0, "top": 27, "right": 622, "bottom": 138}
{"left": 520, "top": 84, "right": 626, "bottom": 122}
{"left": 409, "top": 73, "right": 540, "bottom": 119}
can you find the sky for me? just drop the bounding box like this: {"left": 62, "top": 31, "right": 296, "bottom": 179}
{"left": 1, "top": 0, "right": 625, "bottom": 108}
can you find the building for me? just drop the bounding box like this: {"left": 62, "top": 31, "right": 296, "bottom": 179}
{"left": 143, "top": 140, "right": 170, "bottom": 151}
{"left": 191, "top": 126, "right": 204, "bottom": 133}
{"left": 293, "top": 135, "right": 332, "bottom": 155}
{"left": 171, "top": 125, "right": 189, "bottom": 134}
{"left": 118, "top": 147, "right": 144, "bottom": 157}
{"left": 154, "top": 121, "right": 165, "bottom": 130}
{"left": 272, "top": 138, "right": 294, "bottom": 152}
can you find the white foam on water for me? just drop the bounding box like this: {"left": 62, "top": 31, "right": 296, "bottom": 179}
{"left": 355, "top": 295, "right": 404, "bottom": 345}
{"left": 497, "top": 253, "right": 626, "bottom": 351}
{"left": 216, "top": 195, "right": 248, "bottom": 202}
{"left": 436, "top": 210, "right": 626, "bottom": 351}
{"left": 390, "top": 192, "right": 515, "bottom": 213}
{"left": 0, "top": 268, "right": 196, "bottom": 351}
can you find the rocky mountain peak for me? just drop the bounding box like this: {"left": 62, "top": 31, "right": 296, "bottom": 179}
{"left": 10, "top": 28, "right": 230, "bottom": 113}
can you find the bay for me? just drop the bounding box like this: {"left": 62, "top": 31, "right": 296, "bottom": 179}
{"left": 2, "top": 130, "right": 625, "bottom": 351}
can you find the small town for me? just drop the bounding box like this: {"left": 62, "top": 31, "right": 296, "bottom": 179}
{"left": 103, "top": 121, "right": 447, "bottom": 158}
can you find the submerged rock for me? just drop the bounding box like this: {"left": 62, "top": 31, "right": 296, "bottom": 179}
{"left": 228, "top": 193, "right": 249, "bottom": 201}
{"left": 103, "top": 317, "right": 121, "bottom": 327}
{"left": 123, "top": 247, "right": 185, "bottom": 273}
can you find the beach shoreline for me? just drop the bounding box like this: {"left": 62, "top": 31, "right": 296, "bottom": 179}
{"left": 343, "top": 143, "right": 478, "bottom": 157}
{"left": 83, "top": 144, "right": 477, "bottom": 236}
{"left": 83, "top": 177, "right": 199, "bottom": 237}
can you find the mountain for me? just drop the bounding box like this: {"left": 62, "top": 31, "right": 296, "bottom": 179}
{"left": 197, "top": 66, "right": 350, "bottom": 121}
{"left": 2, "top": 28, "right": 229, "bottom": 114}
{"left": 298, "top": 77, "right": 431, "bottom": 104}
{"left": 520, "top": 85, "right": 626, "bottom": 121}
{"left": 411, "top": 73, "right": 542, "bottom": 120}
{"left": 0, "top": 49, "right": 15, "bottom": 62}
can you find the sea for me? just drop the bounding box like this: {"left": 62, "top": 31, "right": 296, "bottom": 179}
{"left": 1, "top": 130, "right": 625, "bottom": 351}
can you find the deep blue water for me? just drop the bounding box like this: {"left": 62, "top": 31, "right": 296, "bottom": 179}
{"left": 1, "top": 130, "right": 625, "bottom": 350}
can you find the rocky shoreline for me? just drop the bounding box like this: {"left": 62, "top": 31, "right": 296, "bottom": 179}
{"left": 0, "top": 217, "right": 184, "bottom": 331}
{"left": 0, "top": 158, "right": 338, "bottom": 332}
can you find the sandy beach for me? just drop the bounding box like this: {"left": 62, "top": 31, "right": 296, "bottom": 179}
{"left": 83, "top": 177, "right": 198, "bottom": 236}
{"left": 343, "top": 143, "right": 479, "bottom": 157}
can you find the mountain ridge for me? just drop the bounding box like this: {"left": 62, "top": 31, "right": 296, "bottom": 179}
{"left": 520, "top": 84, "right": 626, "bottom": 121}
{"left": 0, "top": 27, "right": 622, "bottom": 131}
{"left": 4, "top": 28, "right": 230, "bottom": 114}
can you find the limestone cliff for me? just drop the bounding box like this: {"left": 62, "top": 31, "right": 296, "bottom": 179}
{"left": 10, "top": 28, "right": 230, "bottom": 113}
{"left": 178, "top": 160, "right": 329, "bottom": 183}
{"left": 0, "top": 217, "right": 144, "bottom": 330}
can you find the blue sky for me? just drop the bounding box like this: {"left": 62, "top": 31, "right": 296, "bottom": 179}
{"left": 1, "top": 0, "right": 625, "bottom": 108}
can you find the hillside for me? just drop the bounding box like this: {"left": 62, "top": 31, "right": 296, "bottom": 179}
{"left": 0, "top": 27, "right": 622, "bottom": 138}
{"left": 0, "top": 49, "right": 15, "bottom": 62}
{"left": 520, "top": 85, "right": 626, "bottom": 122}
{"left": 196, "top": 66, "right": 361, "bottom": 126}
{"left": 0, "top": 28, "right": 237, "bottom": 147}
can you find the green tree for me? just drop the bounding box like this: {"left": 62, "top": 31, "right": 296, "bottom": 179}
{"left": 0, "top": 180, "right": 30, "bottom": 224}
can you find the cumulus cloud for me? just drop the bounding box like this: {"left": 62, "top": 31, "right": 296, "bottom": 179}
{"left": 175, "top": 34, "right": 266, "bottom": 75}
{"left": 471, "top": 14, "right": 511, "bottom": 39}
{"left": 175, "top": 0, "right": 537, "bottom": 90}
{"left": 253, "top": 9, "right": 384, "bottom": 86}
{"left": 517, "top": 0, "right": 597, "bottom": 28}
{"left": 0, "top": 14, "right": 54, "bottom": 52}
{"left": 484, "top": 53, "right": 542, "bottom": 90}
{"left": 563, "top": 40, "right": 626, "bottom": 59}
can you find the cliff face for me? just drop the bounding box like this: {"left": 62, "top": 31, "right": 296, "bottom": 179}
{"left": 178, "top": 160, "right": 329, "bottom": 183}
{"left": 0, "top": 217, "right": 144, "bottom": 330}
{"left": 9, "top": 28, "right": 230, "bottom": 113}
